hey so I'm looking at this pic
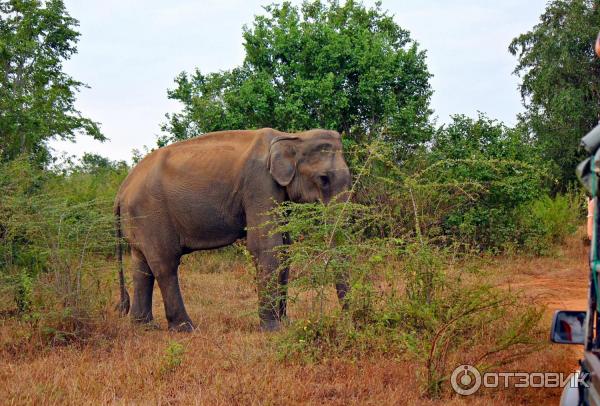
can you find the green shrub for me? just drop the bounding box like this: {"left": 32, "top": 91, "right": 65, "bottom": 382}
{"left": 0, "top": 156, "right": 127, "bottom": 344}
{"left": 427, "top": 113, "right": 549, "bottom": 251}
{"left": 343, "top": 117, "right": 555, "bottom": 254}
{"left": 159, "top": 341, "right": 186, "bottom": 376}
{"left": 517, "top": 193, "right": 582, "bottom": 255}
{"left": 276, "top": 233, "right": 543, "bottom": 397}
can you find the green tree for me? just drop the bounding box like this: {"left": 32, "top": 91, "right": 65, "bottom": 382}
{"left": 77, "top": 153, "right": 127, "bottom": 174}
{"left": 0, "top": 0, "right": 103, "bottom": 164}
{"left": 509, "top": 0, "right": 600, "bottom": 189}
{"left": 161, "top": 0, "right": 432, "bottom": 157}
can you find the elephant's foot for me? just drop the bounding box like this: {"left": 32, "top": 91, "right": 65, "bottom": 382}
{"left": 259, "top": 318, "right": 282, "bottom": 332}
{"left": 168, "top": 319, "right": 195, "bottom": 333}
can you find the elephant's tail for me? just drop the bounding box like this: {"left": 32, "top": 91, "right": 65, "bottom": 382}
{"left": 114, "top": 200, "right": 130, "bottom": 316}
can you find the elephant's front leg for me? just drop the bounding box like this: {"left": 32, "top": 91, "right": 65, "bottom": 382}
{"left": 247, "top": 228, "right": 286, "bottom": 331}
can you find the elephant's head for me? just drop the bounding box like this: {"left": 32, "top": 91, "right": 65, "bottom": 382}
{"left": 268, "top": 130, "right": 351, "bottom": 203}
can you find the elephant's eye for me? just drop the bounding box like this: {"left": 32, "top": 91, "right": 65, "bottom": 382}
{"left": 319, "top": 175, "right": 330, "bottom": 188}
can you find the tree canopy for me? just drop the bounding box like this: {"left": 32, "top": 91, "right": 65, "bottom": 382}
{"left": 509, "top": 0, "right": 600, "bottom": 189}
{"left": 160, "top": 0, "right": 432, "bottom": 156}
{"left": 0, "top": 0, "right": 103, "bottom": 164}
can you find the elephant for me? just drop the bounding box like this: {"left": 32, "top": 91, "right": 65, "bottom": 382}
{"left": 114, "top": 128, "right": 352, "bottom": 332}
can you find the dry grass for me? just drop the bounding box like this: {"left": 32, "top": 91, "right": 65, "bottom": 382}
{"left": 0, "top": 233, "right": 589, "bottom": 405}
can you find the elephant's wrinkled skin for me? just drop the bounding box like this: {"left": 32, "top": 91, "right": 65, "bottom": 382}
{"left": 114, "top": 128, "right": 351, "bottom": 332}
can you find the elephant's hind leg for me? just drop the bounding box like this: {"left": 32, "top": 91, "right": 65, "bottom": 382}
{"left": 130, "top": 248, "right": 155, "bottom": 324}
{"left": 152, "top": 257, "right": 194, "bottom": 332}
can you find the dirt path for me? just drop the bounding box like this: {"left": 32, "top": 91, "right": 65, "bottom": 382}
{"left": 491, "top": 232, "right": 589, "bottom": 312}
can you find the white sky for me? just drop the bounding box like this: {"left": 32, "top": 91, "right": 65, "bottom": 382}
{"left": 51, "top": 0, "right": 548, "bottom": 162}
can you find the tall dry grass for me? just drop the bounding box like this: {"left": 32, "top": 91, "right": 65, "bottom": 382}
{"left": 0, "top": 236, "right": 585, "bottom": 404}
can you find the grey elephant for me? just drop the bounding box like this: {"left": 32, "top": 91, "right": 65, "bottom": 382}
{"left": 114, "top": 128, "right": 352, "bottom": 331}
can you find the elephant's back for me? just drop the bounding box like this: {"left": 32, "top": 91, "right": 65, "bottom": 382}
{"left": 118, "top": 129, "right": 272, "bottom": 199}
{"left": 115, "top": 129, "right": 274, "bottom": 247}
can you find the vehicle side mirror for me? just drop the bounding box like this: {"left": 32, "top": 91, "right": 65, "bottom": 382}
{"left": 550, "top": 310, "right": 586, "bottom": 345}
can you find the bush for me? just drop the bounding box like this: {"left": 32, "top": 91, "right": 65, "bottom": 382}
{"left": 271, "top": 178, "right": 544, "bottom": 397}
{"left": 0, "top": 156, "right": 128, "bottom": 344}
{"left": 343, "top": 129, "right": 561, "bottom": 254}
{"left": 517, "top": 193, "right": 582, "bottom": 255}
{"left": 159, "top": 341, "right": 186, "bottom": 376}
{"left": 427, "top": 113, "right": 550, "bottom": 251}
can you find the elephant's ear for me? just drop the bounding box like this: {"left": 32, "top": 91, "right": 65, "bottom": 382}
{"left": 268, "top": 136, "right": 299, "bottom": 187}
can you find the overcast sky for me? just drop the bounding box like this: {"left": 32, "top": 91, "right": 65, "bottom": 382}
{"left": 51, "top": 0, "right": 548, "bottom": 162}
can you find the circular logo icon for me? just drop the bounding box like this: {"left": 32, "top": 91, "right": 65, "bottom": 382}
{"left": 451, "top": 364, "right": 482, "bottom": 396}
